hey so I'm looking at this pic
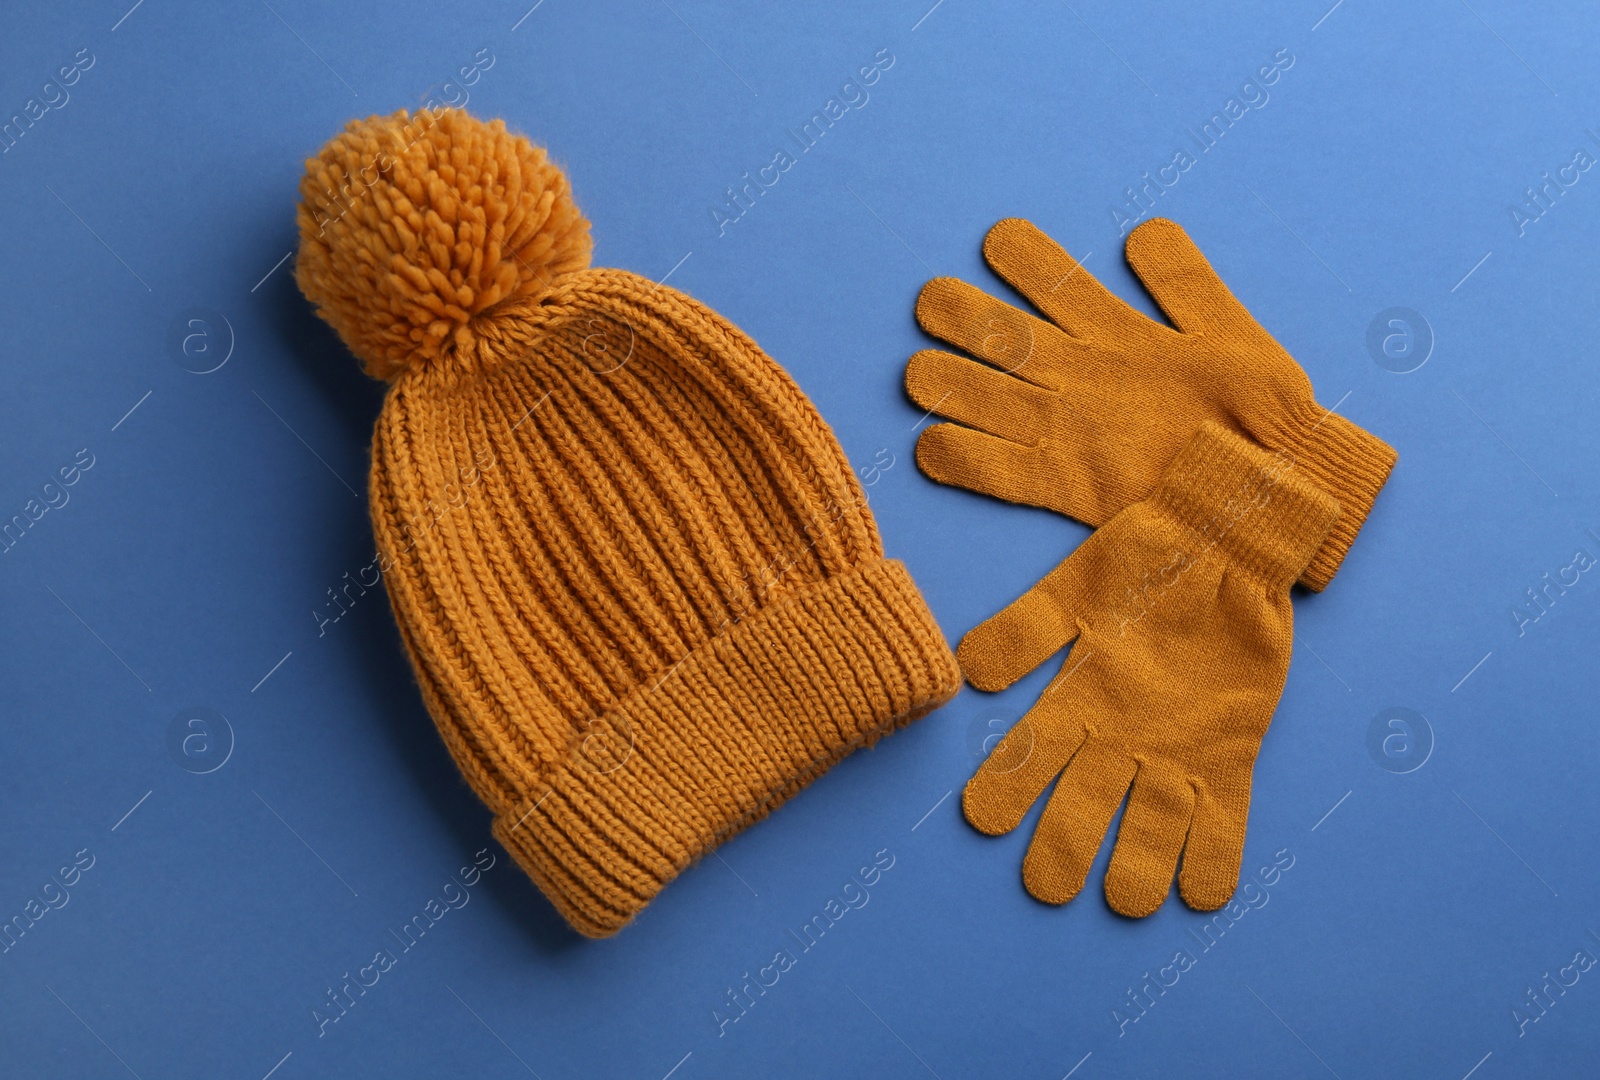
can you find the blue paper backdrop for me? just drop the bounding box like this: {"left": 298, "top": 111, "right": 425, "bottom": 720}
{"left": 4, "top": 1, "right": 1600, "bottom": 1076}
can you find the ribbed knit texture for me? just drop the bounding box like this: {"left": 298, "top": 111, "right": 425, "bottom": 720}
{"left": 905, "top": 216, "right": 1395, "bottom": 592}
{"left": 958, "top": 422, "right": 1338, "bottom": 916}
{"left": 295, "top": 110, "right": 961, "bottom": 937}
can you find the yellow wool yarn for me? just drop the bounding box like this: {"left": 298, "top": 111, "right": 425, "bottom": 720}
{"left": 907, "top": 217, "right": 1396, "bottom": 592}
{"left": 295, "top": 109, "right": 961, "bottom": 937}
{"left": 959, "top": 422, "right": 1339, "bottom": 916}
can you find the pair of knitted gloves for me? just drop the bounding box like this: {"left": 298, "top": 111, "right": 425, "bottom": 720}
{"left": 907, "top": 219, "right": 1396, "bottom": 917}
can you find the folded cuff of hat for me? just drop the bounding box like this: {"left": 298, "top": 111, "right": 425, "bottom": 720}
{"left": 491, "top": 557, "right": 961, "bottom": 938}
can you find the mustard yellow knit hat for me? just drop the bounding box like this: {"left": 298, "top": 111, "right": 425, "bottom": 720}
{"left": 294, "top": 109, "right": 961, "bottom": 937}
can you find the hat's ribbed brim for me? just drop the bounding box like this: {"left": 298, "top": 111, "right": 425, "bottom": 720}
{"left": 492, "top": 557, "right": 960, "bottom": 937}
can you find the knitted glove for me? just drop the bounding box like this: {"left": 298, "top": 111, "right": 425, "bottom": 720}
{"left": 960, "top": 422, "right": 1338, "bottom": 916}
{"left": 906, "top": 217, "right": 1393, "bottom": 591}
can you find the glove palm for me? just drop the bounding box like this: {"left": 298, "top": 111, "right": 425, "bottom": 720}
{"left": 960, "top": 422, "right": 1338, "bottom": 915}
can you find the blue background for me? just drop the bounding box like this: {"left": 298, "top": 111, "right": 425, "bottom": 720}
{"left": 4, "top": 0, "right": 1599, "bottom": 1076}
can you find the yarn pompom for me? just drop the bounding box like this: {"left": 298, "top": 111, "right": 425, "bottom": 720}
{"left": 295, "top": 109, "right": 592, "bottom": 381}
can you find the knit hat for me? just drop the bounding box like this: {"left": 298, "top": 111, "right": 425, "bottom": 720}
{"left": 294, "top": 109, "right": 961, "bottom": 937}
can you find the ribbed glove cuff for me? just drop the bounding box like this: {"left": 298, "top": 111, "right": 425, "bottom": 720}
{"left": 1264, "top": 399, "right": 1397, "bottom": 591}
{"left": 1151, "top": 422, "right": 1341, "bottom": 590}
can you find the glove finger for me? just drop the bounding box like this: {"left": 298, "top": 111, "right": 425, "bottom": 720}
{"left": 982, "top": 218, "right": 1133, "bottom": 336}
{"left": 1177, "top": 775, "right": 1252, "bottom": 911}
{"left": 956, "top": 553, "right": 1091, "bottom": 692}
{"left": 1124, "top": 217, "right": 1250, "bottom": 335}
{"left": 915, "top": 277, "right": 1083, "bottom": 386}
{"left": 914, "top": 422, "right": 1087, "bottom": 517}
{"left": 1022, "top": 741, "right": 1138, "bottom": 905}
{"left": 905, "top": 349, "right": 1055, "bottom": 444}
{"left": 963, "top": 685, "right": 1088, "bottom": 836}
{"left": 1104, "top": 763, "right": 1195, "bottom": 917}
